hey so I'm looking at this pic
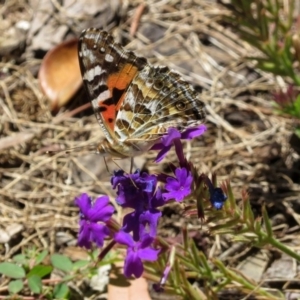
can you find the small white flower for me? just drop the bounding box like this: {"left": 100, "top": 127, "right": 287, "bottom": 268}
{"left": 90, "top": 264, "right": 111, "bottom": 292}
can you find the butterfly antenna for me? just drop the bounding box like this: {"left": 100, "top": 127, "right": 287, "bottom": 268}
{"left": 46, "top": 144, "right": 98, "bottom": 156}
{"left": 130, "top": 157, "right": 134, "bottom": 173}
{"left": 111, "top": 157, "right": 135, "bottom": 174}
{"left": 129, "top": 135, "right": 162, "bottom": 142}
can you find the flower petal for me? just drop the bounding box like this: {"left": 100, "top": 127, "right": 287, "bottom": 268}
{"left": 161, "top": 128, "right": 181, "bottom": 146}
{"left": 77, "top": 220, "right": 92, "bottom": 249}
{"left": 165, "top": 177, "right": 180, "bottom": 192}
{"left": 124, "top": 250, "right": 143, "bottom": 278}
{"left": 139, "top": 234, "right": 154, "bottom": 248}
{"left": 88, "top": 196, "right": 114, "bottom": 222}
{"left": 175, "top": 167, "right": 188, "bottom": 184}
{"left": 90, "top": 223, "right": 109, "bottom": 247}
{"left": 114, "top": 231, "right": 134, "bottom": 247}
{"left": 75, "top": 193, "right": 92, "bottom": 216}
{"left": 111, "top": 169, "right": 126, "bottom": 189}
{"left": 162, "top": 190, "right": 180, "bottom": 201}
{"left": 154, "top": 145, "right": 172, "bottom": 163}
{"left": 181, "top": 125, "right": 207, "bottom": 140}
{"left": 138, "top": 247, "right": 159, "bottom": 261}
{"left": 139, "top": 210, "right": 161, "bottom": 237}
{"left": 149, "top": 188, "right": 165, "bottom": 208}
{"left": 122, "top": 211, "right": 141, "bottom": 241}
{"left": 210, "top": 187, "right": 227, "bottom": 210}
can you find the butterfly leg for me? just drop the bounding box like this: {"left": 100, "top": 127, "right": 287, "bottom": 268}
{"left": 130, "top": 157, "right": 134, "bottom": 173}
{"left": 103, "top": 157, "right": 110, "bottom": 173}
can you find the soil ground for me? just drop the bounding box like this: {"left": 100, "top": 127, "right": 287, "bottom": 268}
{"left": 1, "top": 0, "right": 300, "bottom": 299}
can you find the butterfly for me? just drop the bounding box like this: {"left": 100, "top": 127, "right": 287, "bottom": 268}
{"left": 78, "top": 28, "right": 205, "bottom": 158}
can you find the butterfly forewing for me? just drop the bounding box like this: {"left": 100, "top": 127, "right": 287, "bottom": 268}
{"left": 78, "top": 29, "right": 146, "bottom": 142}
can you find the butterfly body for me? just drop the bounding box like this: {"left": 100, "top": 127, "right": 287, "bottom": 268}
{"left": 78, "top": 28, "right": 205, "bottom": 158}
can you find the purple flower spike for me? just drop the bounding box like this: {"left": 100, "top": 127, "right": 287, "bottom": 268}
{"left": 75, "top": 193, "right": 114, "bottom": 249}
{"left": 111, "top": 169, "right": 157, "bottom": 208}
{"left": 124, "top": 190, "right": 164, "bottom": 240}
{"left": 111, "top": 170, "right": 165, "bottom": 241}
{"left": 162, "top": 167, "right": 193, "bottom": 202}
{"left": 115, "top": 231, "right": 159, "bottom": 278}
{"left": 151, "top": 125, "right": 207, "bottom": 162}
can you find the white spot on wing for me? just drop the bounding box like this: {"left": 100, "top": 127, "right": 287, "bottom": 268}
{"left": 98, "top": 90, "right": 111, "bottom": 101}
{"left": 82, "top": 48, "right": 89, "bottom": 57}
{"left": 91, "top": 98, "right": 99, "bottom": 108}
{"left": 83, "top": 65, "right": 105, "bottom": 81}
{"left": 90, "top": 90, "right": 111, "bottom": 107}
{"left": 105, "top": 54, "right": 114, "bottom": 62}
{"left": 124, "top": 88, "right": 135, "bottom": 108}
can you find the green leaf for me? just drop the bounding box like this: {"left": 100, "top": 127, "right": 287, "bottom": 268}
{"left": 293, "top": 95, "right": 300, "bottom": 117}
{"left": 51, "top": 254, "right": 73, "bottom": 272}
{"left": 62, "top": 274, "right": 75, "bottom": 281}
{"left": 91, "top": 249, "right": 100, "bottom": 261}
{"left": 262, "top": 205, "right": 273, "bottom": 238}
{"left": 27, "top": 265, "right": 53, "bottom": 278}
{"left": 28, "top": 275, "right": 42, "bottom": 294}
{"left": 0, "top": 263, "right": 26, "bottom": 279}
{"left": 254, "top": 218, "right": 262, "bottom": 234}
{"left": 8, "top": 279, "right": 23, "bottom": 294}
{"left": 72, "top": 260, "right": 89, "bottom": 271}
{"left": 35, "top": 250, "right": 48, "bottom": 265}
{"left": 256, "top": 61, "right": 277, "bottom": 73}
{"left": 295, "top": 127, "right": 300, "bottom": 138}
{"left": 12, "top": 254, "right": 27, "bottom": 265}
{"left": 53, "top": 282, "right": 69, "bottom": 299}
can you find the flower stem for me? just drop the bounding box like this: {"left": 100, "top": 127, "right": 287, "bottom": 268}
{"left": 267, "top": 234, "right": 300, "bottom": 262}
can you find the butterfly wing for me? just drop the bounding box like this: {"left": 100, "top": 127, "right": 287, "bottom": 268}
{"left": 78, "top": 28, "right": 147, "bottom": 144}
{"left": 115, "top": 65, "right": 206, "bottom": 150}
{"left": 78, "top": 28, "right": 205, "bottom": 157}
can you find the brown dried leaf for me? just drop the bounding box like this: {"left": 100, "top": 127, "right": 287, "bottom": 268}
{"left": 38, "top": 38, "right": 82, "bottom": 112}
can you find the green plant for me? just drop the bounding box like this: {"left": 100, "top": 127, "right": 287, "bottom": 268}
{"left": 219, "top": 0, "right": 300, "bottom": 121}
{"left": 0, "top": 247, "right": 118, "bottom": 299}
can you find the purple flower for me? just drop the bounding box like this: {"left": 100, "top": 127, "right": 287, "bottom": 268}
{"left": 139, "top": 208, "right": 162, "bottom": 238}
{"left": 75, "top": 193, "right": 114, "bottom": 249}
{"left": 111, "top": 170, "right": 164, "bottom": 241}
{"left": 111, "top": 169, "right": 157, "bottom": 208}
{"left": 111, "top": 170, "right": 165, "bottom": 241}
{"left": 202, "top": 175, "right": 227, "bottom": 210}
{"left": 149, "top": 186, "right": 165, "bottom": 208}
{"left": 162, "top": 167, "right": 193, "bottom": 202}
{"left": 153, "top": 264, "right": 171, "bottom": 293}
{"left": 114, "top": 231, "right": 159, "bottom": 278}
{"left": 138, "top": 187, "right": 164, "bottom": 238}
{"left": 121, "top": 187, "right": 164, "bottom": 240}
{"left": 209, "top": 187, "right": 227, "bottom": 210}
{"left": 151, "top": 125, "right": 207, "bottom": 163}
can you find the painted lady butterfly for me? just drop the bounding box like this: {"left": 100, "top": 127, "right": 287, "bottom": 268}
{"left": 78, "top": 28, "right": 205, "bottom": 158}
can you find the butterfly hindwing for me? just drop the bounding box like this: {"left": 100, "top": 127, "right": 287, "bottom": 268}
{"left": 115, "top": 65, "right": 205, "bottom": 144}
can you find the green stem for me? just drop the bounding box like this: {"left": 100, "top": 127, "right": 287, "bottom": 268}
{"left": 290, "top": 74, "right": 300, "bottom": 87}
{"left": 214, "top": 259, "right": 283, "bottom": 299}
{"left": 267, "top": 234, "right": 300, "bottom": 262}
